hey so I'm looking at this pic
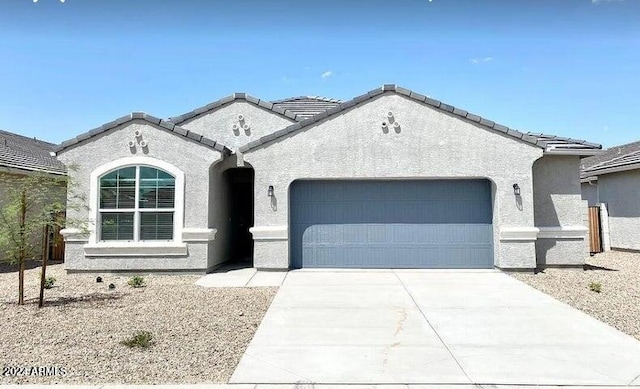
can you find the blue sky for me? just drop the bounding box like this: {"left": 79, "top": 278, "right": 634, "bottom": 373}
{"left": 0, "top": 0, "right": 638, "bottom": 147}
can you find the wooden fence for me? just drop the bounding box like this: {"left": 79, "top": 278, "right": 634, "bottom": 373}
{"left": 588, "top": 206, "right": 602, "bottom": 254}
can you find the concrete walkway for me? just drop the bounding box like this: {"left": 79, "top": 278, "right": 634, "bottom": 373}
{"left": 195, "top": 267, "right": 287, "bottom": 288}
{"left": 231, "top": 270, "right": 640, "bottom": 385}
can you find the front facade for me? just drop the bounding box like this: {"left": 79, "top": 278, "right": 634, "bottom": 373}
{"left": 55, "top": 85, "right": 601, "bottom": 272}
{"left": 581, "top": 142, "right": 640, "bottom": 251}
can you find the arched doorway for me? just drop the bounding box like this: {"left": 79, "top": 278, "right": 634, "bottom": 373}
{"left": 223, "top": 167, "right": 255, "bottom": 266}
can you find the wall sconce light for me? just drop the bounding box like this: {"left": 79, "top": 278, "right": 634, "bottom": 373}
{"left": 513, "top": 183, "right": 520, "bottom": 196}
{"left": 267, "top": 185, "right": 274, "bottom": 197}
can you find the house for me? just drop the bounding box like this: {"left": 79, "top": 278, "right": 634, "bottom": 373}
{"left": 581, "top": 141, "right": 640, "bottom": 251}
{"left": 0, "top": 129, "right": 67, "bottom": 261}
{"left": 54, "top": 85, "right": 602, "bottom": 273}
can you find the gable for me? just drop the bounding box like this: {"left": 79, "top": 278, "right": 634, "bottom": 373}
{"left": 55, "top": 113, "right": 230, "bottom": 156}
{"left": 243, "top": 93, "right": 544, "bottom": 178}
{"left": 240, "top": 85, "right": 601, "bottom": 155}
{"left": 178, "top": 100, "right": 296, "bottom": 151}
{"left": 56, "top": 119, "right": 226, "bottom": 177}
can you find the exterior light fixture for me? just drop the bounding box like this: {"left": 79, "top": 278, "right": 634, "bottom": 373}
{"left": 513, "top": 184, "right": 520, "bottom": 196}
{"left": 268, "top": 185, "right": 274, "bottom": 197}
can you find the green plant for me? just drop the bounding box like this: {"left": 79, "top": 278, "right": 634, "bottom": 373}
{"left": 121, "top": 331, "right": 154, "bottom": 349}
{"left": 0, "top": 166, "right": 88, "bottom": 307}
{"left": 127, "top": 275, "right": 146, "bottom": 288}
{"left": 589, "top": 282, "right": 602, "bottom": 293}
{"left": 43, "top": 276, "right": 56, "bottom": 289}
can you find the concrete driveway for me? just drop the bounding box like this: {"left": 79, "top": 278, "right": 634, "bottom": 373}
{"left": 230, "top": 270, "right": 640, "bottom": 385}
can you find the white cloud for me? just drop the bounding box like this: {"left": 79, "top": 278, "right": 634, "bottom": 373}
{"left": 321, "top": 71, "right": 333, "bottom": 79}
{"left": 470, "top": 57, "right": 493, "bottom": 65}
{"left": 592, "top": 0, "right": 624, "bottom": 4}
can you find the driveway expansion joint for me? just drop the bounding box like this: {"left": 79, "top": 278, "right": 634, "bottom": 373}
{"left": 392, "top": 270, "right": 473, "bottom": 384}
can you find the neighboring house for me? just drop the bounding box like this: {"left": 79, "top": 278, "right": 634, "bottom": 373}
{"left": 0, "top": 129, "right": 67, "bottom": 261}
{"left": 581, "top": 141, "right": 640, "bottom": 251}
{"left": 54, "top": 84, "right": 602, "bottom": 273}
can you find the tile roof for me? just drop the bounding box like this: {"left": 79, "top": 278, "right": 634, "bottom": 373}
{"left": 272, "top": 96, "right": 342, "bottom": 120}
{"left": 239, "top": 84, "right": 603, "bottom": 154}
{"left": 581, "top": 141, "right": 640, "bottom": 178}
{"left": 54, "top": 112, "right": 231, "bottom": 155}
{"left": 169, "top": 94, "right": 343, "bottom": 124}
{"left": 169, "top": 93, "right": 298, "bottom": 124}
{"left": 0, "top": 129, "right": 66, "bottom": 174}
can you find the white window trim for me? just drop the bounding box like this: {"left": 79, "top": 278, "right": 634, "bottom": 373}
{"left": 88, "top": 157, "right": 185, "bottom": 249}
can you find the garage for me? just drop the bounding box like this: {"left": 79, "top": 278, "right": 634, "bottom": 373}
{"left": 290, "top": 179, "right": 494, "bottom": 269}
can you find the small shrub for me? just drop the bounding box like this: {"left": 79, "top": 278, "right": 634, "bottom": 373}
{"left": 44, "top": 276, "right": 56, "bottom": 289}
{"left": 589, "top": 282, "right": 602, "bottom": 293}
{"left": 121, "top": 330, "right": 153, "bottom": 349}
{"left": 127, "top": 275, "right": 146, "bottom": 288}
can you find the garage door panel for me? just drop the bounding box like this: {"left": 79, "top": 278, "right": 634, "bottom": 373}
{"left": 291, "top": 180, "right": 493, "bottom": 269}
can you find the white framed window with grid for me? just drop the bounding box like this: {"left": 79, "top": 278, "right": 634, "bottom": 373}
{"left": 88, "top": 157, "right": 185, "bottom": 247}
{"left": 98, "top": 165, "right": 176, "bottom": 242}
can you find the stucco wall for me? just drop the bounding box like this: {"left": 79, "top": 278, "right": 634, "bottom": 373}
{"left": 532, "top": 155, "right": 587, "bottom": 266}
{"left": 179, "top": 101, "right": 295, "bottom": 151}
{"left": 598, "top": 170, "right": 640, "bottom": 251}
{"left": 581, "top": 182, "right": 599, "bottom": 206}
{"left": 244, "top": 93, "right": 544, "bottom": 269}
{"left": 57, "top": 120, "right": 224, "bottom": 272}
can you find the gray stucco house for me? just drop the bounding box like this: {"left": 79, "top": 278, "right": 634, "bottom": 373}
{"left": 581, "top": 141, "right": 640, "bottom": 251}
{"left": 54, "top": 85, "right": 602, "bottom": 272}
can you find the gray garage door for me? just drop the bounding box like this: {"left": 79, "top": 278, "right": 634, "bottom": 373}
{"left": 290, "top": 179, "right": 493, "bottom": 269}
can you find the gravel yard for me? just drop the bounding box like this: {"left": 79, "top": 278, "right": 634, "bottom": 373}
{"left": 0, "top": 262, "right": 277, "bottom": 384}
{"left": 511, "top": 250, "right": 640, "bottom": 342}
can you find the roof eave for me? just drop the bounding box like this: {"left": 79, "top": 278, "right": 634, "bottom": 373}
{"left": 544, "top": 149, "right": 604, "bottom": 156}
{"left": 582, "top": 163, "right": 640, "bottom": 178}
{"left": 54, "top": 112, "right": 232, "bottom": 156}
{"left": 0, "top": 164, "right": 67, "bottom": 176}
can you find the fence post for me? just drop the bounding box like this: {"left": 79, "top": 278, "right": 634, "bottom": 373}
{"left": 599, "top": 203, "right": 611, "bottom": 252}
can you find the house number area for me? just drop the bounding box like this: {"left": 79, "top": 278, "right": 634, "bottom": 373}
{"left": 2, "top": 366, "right": 67, "bottom": 377}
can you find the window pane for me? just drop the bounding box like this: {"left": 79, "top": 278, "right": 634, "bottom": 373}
{"left": 139, "top": 167, "right": 175, "bottom": 208}
{"left": 100, "top": 212, "right": 134, "bottom": 241}
{"left": 140, "top": 212, "right": 174, "bottom": 240}
{"left": 100, "top": 167, "right": 136, "bottom": 209}
{"left": 118, "top": 187, "right": 136, "bottom": 208}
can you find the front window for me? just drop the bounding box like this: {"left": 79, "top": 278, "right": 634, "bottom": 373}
{"left": 99, "top": 166, "right": 175, "bottom": 241}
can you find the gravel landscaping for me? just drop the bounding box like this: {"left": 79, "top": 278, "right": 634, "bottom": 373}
{"left": 511, "top": 250, "right": 640, "bottom": 342}
{"left": 0, "top": 262, "right": 277, "bottom": 384}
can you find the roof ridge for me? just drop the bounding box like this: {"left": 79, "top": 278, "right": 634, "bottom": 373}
{"left": 169, "top": 93, "right": 300, "bottom": 124}
{"left": 272, "top": 96, "right": 342, "bottom": 103}
{"left": 239, "top": 84, "right": 602, "bottom": 154}
{"left": 54, "top": 112, "right": 232, "bottom": 155}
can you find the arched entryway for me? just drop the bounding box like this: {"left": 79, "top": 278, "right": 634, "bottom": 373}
{"left": 223, "top": 167, "right": 255, "bottom": 266}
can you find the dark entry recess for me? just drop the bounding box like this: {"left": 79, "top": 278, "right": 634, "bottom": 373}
{"left": 224, "top": 168, "right": 255, "bottom": 265}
